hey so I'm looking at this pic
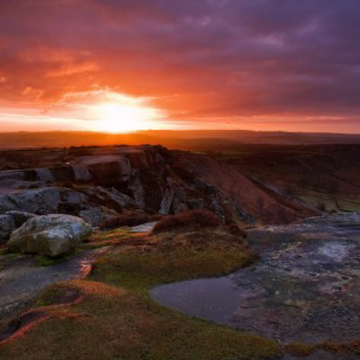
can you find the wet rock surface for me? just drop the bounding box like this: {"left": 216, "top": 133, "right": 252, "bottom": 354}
{"left": 151, "top": 214, "right": 360, "bottom": 348}
{"left": 0, "top": 248, "right": 105, "bottom": 321}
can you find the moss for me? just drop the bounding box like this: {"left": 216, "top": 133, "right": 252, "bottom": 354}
{"left": 93, "top": 245, "right": 257, "bottom": 291}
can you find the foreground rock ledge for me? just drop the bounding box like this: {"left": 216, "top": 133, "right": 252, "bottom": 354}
{"left": 7, "top": 214, "right": 92, "bottom": 258}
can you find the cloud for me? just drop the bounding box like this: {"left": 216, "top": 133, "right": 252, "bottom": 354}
{"left": 0, "top": 0, "right": 360, "bottom": 131}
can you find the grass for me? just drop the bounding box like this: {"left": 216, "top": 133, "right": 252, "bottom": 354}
{"left": 93, "top": 242, "right": 257, "bottom": 291}
{"left": 0, "top": 227, "right": 282, "bottom": 360}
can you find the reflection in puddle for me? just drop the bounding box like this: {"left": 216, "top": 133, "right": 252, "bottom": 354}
{"left": 151, "top": 277, "right": 240, "bottom": 324}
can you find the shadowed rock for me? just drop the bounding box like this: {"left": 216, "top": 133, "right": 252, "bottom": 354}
{"left": 0, "top": 214, "right": 15, "bottom": 243}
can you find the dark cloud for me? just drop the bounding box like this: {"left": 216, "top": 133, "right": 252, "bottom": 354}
{"left": 0, "top": 0, "right": 360, "bottom": 130}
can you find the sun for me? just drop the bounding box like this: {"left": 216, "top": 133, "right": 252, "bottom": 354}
{"left": 91, "top": 103, "right": 152, "bottom": 133}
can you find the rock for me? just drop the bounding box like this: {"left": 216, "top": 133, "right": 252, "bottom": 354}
{"left": 89, "top": 160, "right": 131, "bottom": 185}
{"left": 59, "top": 189, "right": 88, "bottom": 214}
{"left": 13, "top": 188, "right": 61, "bottom": 215}
{"left": 0, "top": 215, "right": 15, "bottom": 243}
{"left": 0, "top": 188, "right": 60, "bottom": 215}
{"left": 73, "top": 166, "right": 92, "bottom": 182}
{"left": 0, "top": 195, "right": 18, "bottom": 213}
{"left": 160, "top": 188, "right": 174, "bottom": 215}
{"left": 35, "top": 168, "right": 55, "bottom": 182}
{"left": 172, "top": 187, "right": 188, "bottom": 214}
{"left": 128, "top": 176, "right": 145, "bottom": 209}
{"left": 125, "top": 150, "right": 149, "bottom": 169}
{"left": 96, "top": 186, "right": 135, "bottom": 210}
{"left": 7, "top": 214, "right": 92, "bottom": 257}
{"left": 0, "top": 179, "right": 47, "bottom": 195}
{"left": 79, "top": 207, "right": 105, "bottom": 227}
{"left": 5, "top": 210, "right": 36, "bottom": 227}
{"left": 0, "top": 171, "right": 26, "bottom": 182}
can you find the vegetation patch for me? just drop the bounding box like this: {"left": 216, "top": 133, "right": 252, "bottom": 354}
{"left": 83, "top": 228, "right": 147, "bottom": 249}
{"left": 0, "top": 280, "right": 281, "bottom": 360}
{"left": 0, "top": 227, "right": 282, "bottom": 360}
{"left": 152, "top": 210, "right": 222, "bottom": 234}
{"left": 35, "top": 284, "right": 83, "bottom": 308}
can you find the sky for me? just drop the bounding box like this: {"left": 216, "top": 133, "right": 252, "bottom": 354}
{"left": 0, "top": 0, "right": 360, "bottom": 133}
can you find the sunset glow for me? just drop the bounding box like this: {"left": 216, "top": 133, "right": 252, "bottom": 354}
{"left": 90, "top": 98, "right": 167, "bottom": 133}
{"left": 0, "top": 1, "right": 360, "bottom": 133}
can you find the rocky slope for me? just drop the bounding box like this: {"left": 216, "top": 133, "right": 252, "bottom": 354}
{"left": 0, "top": 145, "right": 319, "bottom": 243}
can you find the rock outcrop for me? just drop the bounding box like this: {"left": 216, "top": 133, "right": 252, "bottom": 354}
{"left": 7, "top": 215, "right": 92, "bottom": 257}
{"left": 0, "top": 145, "right": 319, "bottom": 226}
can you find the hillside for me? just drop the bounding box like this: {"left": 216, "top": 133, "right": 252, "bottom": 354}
{"left": 1, "top": 130, "right": 360, "bottom": 151}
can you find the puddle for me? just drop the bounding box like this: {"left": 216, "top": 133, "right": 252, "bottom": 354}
{"left": 151, "top": 277, "right": 241, "bottom": 324}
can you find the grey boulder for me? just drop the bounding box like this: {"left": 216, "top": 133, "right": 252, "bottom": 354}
{"left": 7, "top": 214, "right": 92, "bottom": 257}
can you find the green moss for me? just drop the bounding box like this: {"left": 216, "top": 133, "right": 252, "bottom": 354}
{"left": 93, "top": 245, "right": 257, "bottom": 291}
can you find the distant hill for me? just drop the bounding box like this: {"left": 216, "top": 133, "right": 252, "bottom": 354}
{"left": 1, "top": 130, "right": 360, "bottom": 150}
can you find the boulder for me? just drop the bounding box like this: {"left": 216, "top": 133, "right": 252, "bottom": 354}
{"left": 0, "top": 188, "right": 60, "bottom": 215}
{"left": 7, "top": 214, "right": 92, "bottom": 257}
{"left": 6, "top": 210, "right": 36, "bottom": 227}
{"left": 80, "top": 207, "right": 106, "bottom": 227}
{"left": 0, "top": 215, "right": 15, "bottom": 243}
